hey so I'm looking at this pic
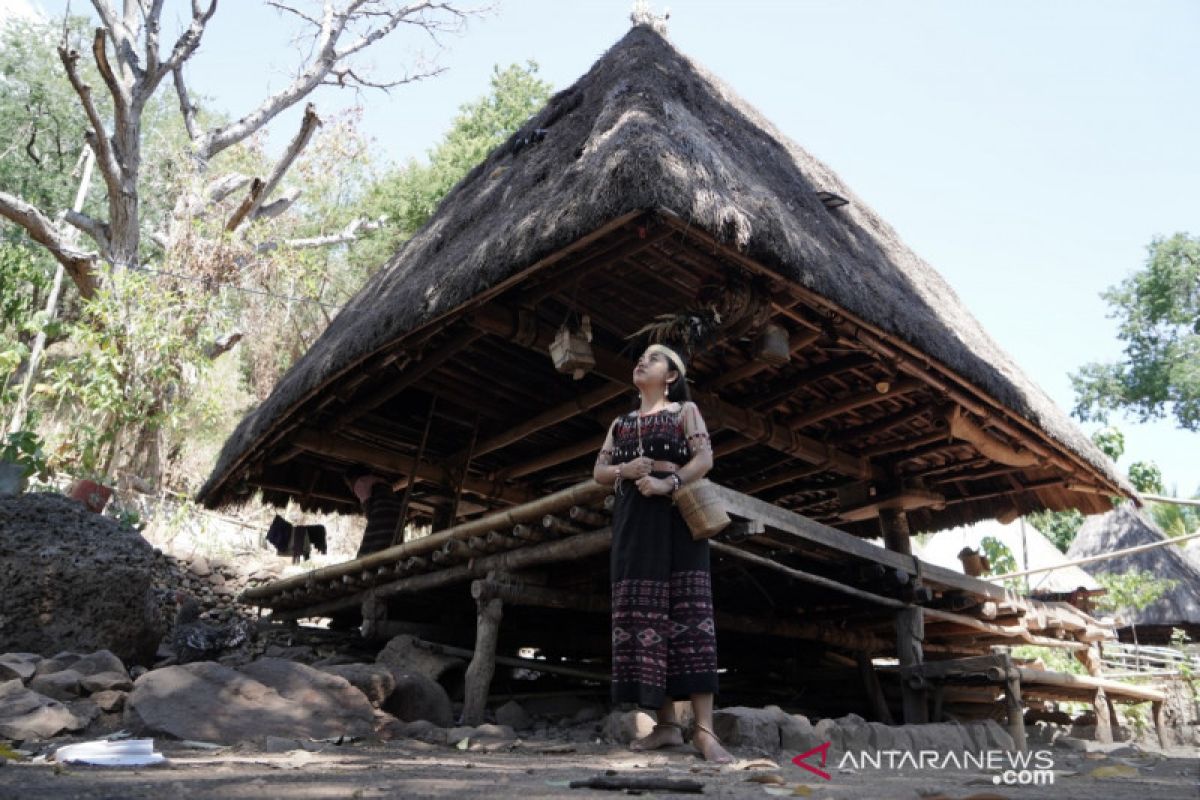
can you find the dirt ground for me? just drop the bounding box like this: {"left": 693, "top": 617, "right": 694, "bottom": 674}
{"left": 1, "top": 736, "right": 1196, "bottom": 800}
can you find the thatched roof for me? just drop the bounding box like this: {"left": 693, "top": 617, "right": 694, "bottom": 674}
{"left": 1069, "top": 506, "right": 1200, "bottom": 628}
{"left": 198, "top": 25, "right": 1131, "bottom": 519}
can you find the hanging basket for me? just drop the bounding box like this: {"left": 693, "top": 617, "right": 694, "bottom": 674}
{"left": 549, "top": 315, "right": 595, "bottom": 380}
{"left": 673, "top": 478, "right": 731, "bottom": 541}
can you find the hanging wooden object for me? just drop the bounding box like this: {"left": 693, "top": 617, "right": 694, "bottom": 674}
{"left": 755, "top": 322, "right": 791, "bottom": 365}
{"left": 549, "top": 314, "right": 595, "bottom": 379}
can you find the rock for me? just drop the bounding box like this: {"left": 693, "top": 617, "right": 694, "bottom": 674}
{"left": 80, "top": 671, "right": 133, "bottom": 694}
{"left": 0, "top": 653, "right": 41, "bottom": 682}
{"left": 66, "top": 698, "right": 102, "bottom": 728}
{"left": 0, "top": 679, "right": 86, "bottom": 739}
{"left": 474, "top": 723, "right": 517, "bottom": 740}
{"left": 495, "top": 700, "right": 531, "bottom": 731}
{"left": 0, "top": 493, "right": 164, "bottom": 665}
{"left": 189, "top": 556, "right": 211, "bottom": 577}
{"left": 380, "top": 718, "right": 447, "bottom": 744}
{"left": 318, "top": 664, "right": 395, "bottom": 707}
{"left": 376, "top": 634, "right": 465, "bottom": 683}
{"left": 124, "top": 661, "right": 376, "bottom": 745}
{"left": 572, "top": 705, "right": 602, "bottom": 725}
{"left": 32, "top": 652, "right": 84, "bottom": 678}
{"left": 29, "top": 669, "right": 84, "bottom": 701}
{"left": 90, "top": 689, "right": 126, "bottom": 713}
{"left": 238, "top": 658, "right": 377, "bottom": 728}
{"left": 382, "top": 671, "right": 454, "bottom": 728}
{"left": 263, "top": 736, "right": 302, "bottom": 752}
{"left": 600, "top": 709, "right": 656, "bottom": 744}
{"left": 712, "top": 706, "right": 784, "bottom": 751}
{"left": 263, "top": 645, "right": 315, "bottom": 662}
{"left": 780, "top": 713, "right": 823, "bottom": 753}
{"left": 907, "top": 722, "right": 973, "bottom": 752}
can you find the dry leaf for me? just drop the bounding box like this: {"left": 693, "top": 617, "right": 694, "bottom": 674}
{"left": 746, "top": 773, "right": 785, "bottom": 784}
{"left": 1088, "top": 764, "right": 1139, "bottom": 778}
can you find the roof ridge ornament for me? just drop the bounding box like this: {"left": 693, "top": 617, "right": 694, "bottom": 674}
{"left": 630, "top": 0, "right": 670, "bottom": 36}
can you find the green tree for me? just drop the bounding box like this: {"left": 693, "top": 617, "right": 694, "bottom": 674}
{"left": 1072, "top": 233, "right": 1200, "bottom": 431}
{"left": 354, "top": 62, "right": 553, "bottom": 268}
{"left": 1096, "top": 569, "right": 1178, "bottom": 654}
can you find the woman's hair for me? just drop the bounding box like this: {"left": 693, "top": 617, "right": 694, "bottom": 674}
{"left": 631, "top": 347, "right": 691, "bottom": 407}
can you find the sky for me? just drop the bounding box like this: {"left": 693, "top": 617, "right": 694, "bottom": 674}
{"left": 23, "top": 0, "right": 1200, "bottom": 494}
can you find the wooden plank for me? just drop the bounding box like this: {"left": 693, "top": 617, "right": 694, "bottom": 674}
{"left": 895, "top": 606, "right": 928, "bottom": 723}
{"left": 1015, "top": 668, "right": 1164, "bottom": 703}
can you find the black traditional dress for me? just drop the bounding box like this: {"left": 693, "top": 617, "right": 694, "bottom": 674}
{"left": 598, "top": 401, "right": 719, "bottom": 710}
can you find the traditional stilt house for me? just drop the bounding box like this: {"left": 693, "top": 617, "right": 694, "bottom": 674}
{"left": 199, "top": 25, "right": 1165, "bottom": 744}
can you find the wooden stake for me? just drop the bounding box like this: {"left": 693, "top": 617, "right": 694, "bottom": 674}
{"left": 461, "top": 592, "right": 503, "bottom": 726}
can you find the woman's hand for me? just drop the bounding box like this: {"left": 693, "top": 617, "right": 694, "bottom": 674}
{"left": 635, "top": 475, "right": 673, "bottom": 496}
{"left": 625, "top": 456, "right": 653, "bottom": 479}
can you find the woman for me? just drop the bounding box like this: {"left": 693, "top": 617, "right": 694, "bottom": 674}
{"left": 592, "top": 343, "right": 734, "bottom": 764}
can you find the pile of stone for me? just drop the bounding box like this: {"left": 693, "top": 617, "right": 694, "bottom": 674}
{"left": 147, "top": 551, "right": 278, "bottom": 631}
{"left": 0, "top": 650, "right": 134, "bottom": 740}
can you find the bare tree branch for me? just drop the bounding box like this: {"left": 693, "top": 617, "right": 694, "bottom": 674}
{"left": 171, "top": 65, "right": 199, "bottom": 141}
{"left": 322, "top": 63, "right": 444, "bottom": 91}
{"left": 0, "top": 190, "right": 99, "bottom": 298}
{"left": 64, "top": 209, "right": 113, "bottom": 253}
{"left": 195, "top": 1, "right": 474, "bottom": 161}
{"left": 91, "top": 27, "right": 133, "bottom": 140}
{"left": 159, "top": 1, "right": 217, "bottom": 76}
{"left": 252, "top": 188, "right": 300, "bottom": 220}
{"left": 255, "top": 215, "right": 386, "bottom": 253}
{"left": 57, "top": 44, "right": 123, "bottom": 197}
{"left": 226, "top": 102, "right": 321, "bottom": 232}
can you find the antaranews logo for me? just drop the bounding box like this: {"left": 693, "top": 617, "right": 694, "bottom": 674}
{"left": 792, "top": 742, "right": 1055, "bottom": 786}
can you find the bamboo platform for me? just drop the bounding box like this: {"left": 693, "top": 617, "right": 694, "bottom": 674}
{"left": 234, "top": 479, "right": 1175, "bottom": 741}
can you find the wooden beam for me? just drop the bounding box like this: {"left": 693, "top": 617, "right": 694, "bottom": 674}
{"left": 291, "top": 428, "right": 533, "bottom": 506}
{"left": 831, "top": 403, "right": 937, "bottom": 445}
{"left": 787, "top": 379, "right": 924, "bottom": 430}
{"left": 750, "top": 354, "right": 875, "bottom": 412}
{"left": 470, "top": 305, "right": 873, "bottom": 480}
{"left": 451, "top": 382, "right": 626, "bottom": 466}
{"left": 329, "top": 327, "right": 485, "bottom": 431}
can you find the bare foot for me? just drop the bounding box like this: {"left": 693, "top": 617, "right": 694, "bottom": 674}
{"left": 629, "top": 722, "right": 684, "bottom": 751}
{"left": 692, "top": 724, "right": 734, "bottom": 763}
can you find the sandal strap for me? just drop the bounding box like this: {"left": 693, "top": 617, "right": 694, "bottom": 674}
{"left": 654, "top": 720, "right": 684, "bottom": 730}
{"left": 692, "top": 721, "right": 723, "bottom": 743}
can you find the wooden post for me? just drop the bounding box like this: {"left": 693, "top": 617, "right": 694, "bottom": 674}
{"left": 462, "top": 586, "right": 504, "bottom": 726}
{"left": 894, "top": 606, "right": 928, "bottom": 723}
{"left": 879, "top": 507, "right": 912, "bottom": 556}
{"left": 856, "top": 652, "right": 893, "bottom": 724}
{"left": 1093, "top": 686, "right": 1113, "bottom": 743}
{"left": 1151, "top": 700, "right": 1169, "bottom": 748}
{"left": 1002, "top": 658, "right": 1027, "bottom": 751}
{"left": 882, "top": 507, "right": 924, "bottom": 723}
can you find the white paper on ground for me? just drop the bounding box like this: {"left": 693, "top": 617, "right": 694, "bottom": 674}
{"left": 54, "top": 738, "right": 165, "bottom": 766}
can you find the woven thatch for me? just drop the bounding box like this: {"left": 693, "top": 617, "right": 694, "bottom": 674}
{"left": 1069, "top": 505, "right": 1200, "bottom": 628}
{"left": 198, "top": 24, "right": 1129, "bottom": 508}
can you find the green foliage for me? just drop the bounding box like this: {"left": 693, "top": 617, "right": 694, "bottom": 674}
{"left": 0, "top": 430, "right": 51, "bottom": 481}
{"left": 979, "top": 535, "right": 1025, "bottom": 590}
{"left": 1095, "top": 569, "right": 1177, "bottom": 618}
{"left": 1072, "top": 233, "right": 1200, "bottom": 431}
{"left": 1147, "top": 486, "right": 1200, "bottom": 538}
{"left": 1090, "top": 426, "right": 1125, "bottom": 461}
{"left": 1127, "top": 460, "right": 1164, "bottom": 494}
{"left": 1026, "top": 508, "right": 1085, "bottom": 553}
{"left": 42, "top": 262, "right": 230, "bottom": 478}
{"left": 355, "top": 61, "right": 553, "bottom": 265}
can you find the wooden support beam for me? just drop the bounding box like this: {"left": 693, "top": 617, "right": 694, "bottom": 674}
{"left": 450, "top": 382, "right": 627, "bottom": 466}
{"left": 1004, "top": 659, "right": 1028, "bottom": 751}
{"left": 750, "top": 354, "right": 875, "bottom": 412}
{"left": 330, "top": 327, "right": 485, "bottom": 431}
{"left": 830, "top": 403, "right": 937, "bottom": 445}
{"left": 470, "top": 305, "right": 873, "bottom": 480}
{"left": 895, "top": 605, "right": 928, "bottom": 724}
{"left": 857, "top": 652, "right": 893, "bottom": 724}
{"left": 291, "top": 428, "right": 533, "bottom": 506}
{"left": 705, "top": 329, "right": 822, "bottom": 391}
{"left": 786, "top": 379, "right": 924, "bottom": 430}
{"left": 879, "top": 507, "right": 913, "bottom": 556}
{"left": 461, "top": 591, "right": 503, "bottom": 726}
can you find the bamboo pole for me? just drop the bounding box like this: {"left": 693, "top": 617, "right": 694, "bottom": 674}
{"left": 1014, "top": 668, "right": 1164, "bottom": 703}
{"left": 242, "top": 479, "right": 609, "bottom": 601}
{"left": 990, "top": 529, "right": 1200, "bottom": 582}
